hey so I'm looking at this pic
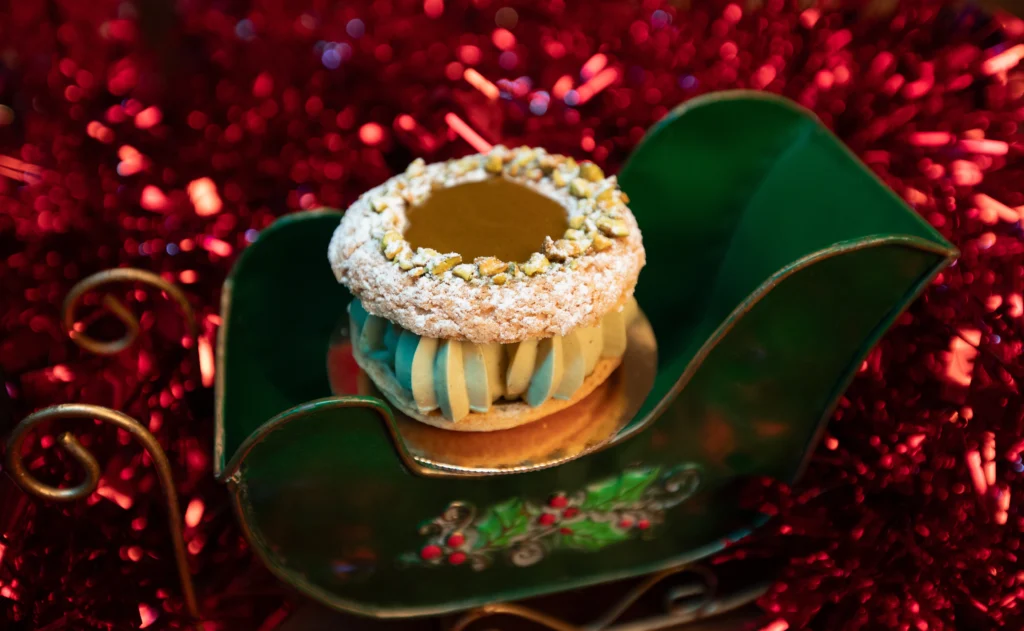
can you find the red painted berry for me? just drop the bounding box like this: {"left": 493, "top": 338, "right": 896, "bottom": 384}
{"left": 420, "top": 544, "right": 442, "bottom": 560}
{"left": 449, "top": 551, "right": 467, "bottom": 565}
{"left": 618, "top": 518, "right": 634, "bottom": 529}
{"left": 560, "top": 527, "right": 574, "bottom": 535}
{"left": 548, "top": 494, "right": 568, "bottom": 509}
{"left": 538, "top": 513, "right": 557, "bottom": 526}
{"left": 447, "top": 533, "right": 465, "bottom": 548}
{"left": 637, "top": 519, "right": 651, "bottom": 530}
{"left": 563, "top": 508, "right": 579, "bottom": 519}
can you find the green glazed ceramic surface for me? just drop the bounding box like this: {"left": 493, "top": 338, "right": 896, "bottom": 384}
{"left": 215, "top": 91, "right": 956, "bottom": 618}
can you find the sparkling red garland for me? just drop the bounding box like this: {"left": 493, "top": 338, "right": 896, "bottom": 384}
{"left": 0, "top": 0, "right": 1022, "bottom": 628}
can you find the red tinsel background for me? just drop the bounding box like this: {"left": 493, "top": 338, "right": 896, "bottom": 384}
{"left": 1, "top": 0, "right": 1023, "bottom": 628}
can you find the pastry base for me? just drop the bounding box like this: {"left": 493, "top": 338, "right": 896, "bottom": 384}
{"left": 359, "top": 367, "right": 628, "bottom": 470}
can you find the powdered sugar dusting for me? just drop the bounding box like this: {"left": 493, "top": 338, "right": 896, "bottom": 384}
{"left": 328, "top": 151, "right": 645, "bottom": 344}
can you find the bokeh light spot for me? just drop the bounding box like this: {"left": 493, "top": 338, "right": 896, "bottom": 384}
{"left": 495, "top": 7, "right": 518, "bottom": 28}
{"left": 492, "top": 28, "right": 515, "bottom": 50}
{"left": 424, "top": 0, "right": 444, "bottom": 18}
{"left": 346, "top": 19, "right": 365, "bottom": 38}
{"left": 359, "top": 122, "right": 384, "bottom": 145}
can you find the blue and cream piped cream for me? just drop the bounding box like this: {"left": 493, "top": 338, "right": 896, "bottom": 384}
{"left": 349, "top": 298, "right": 635, "bottom": 422}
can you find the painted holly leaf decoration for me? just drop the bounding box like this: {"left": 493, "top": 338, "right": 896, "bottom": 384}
{"left": 475, "top": 498, "right": 537, "bottom": 548}
{"left": 410, "top": 465, "right": 701, "bottom": 570}
{"left": 557, "top": 519, "right": 630, "bottom": 551}
{"left": 580, "top": 467, "right": 661, "bottom": 510}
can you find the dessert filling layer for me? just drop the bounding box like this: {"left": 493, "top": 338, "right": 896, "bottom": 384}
{"left": 349, "top": 298, "right": 637, "bottom": 422}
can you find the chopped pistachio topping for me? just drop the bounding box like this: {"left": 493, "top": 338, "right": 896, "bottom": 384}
{"left": 452, "top": 264, "right": 477, "bottom": 280}
{"left": 544, "top": 237, "right": 588, "bottom": 261}
{"left": 412, "top": 247, "right": 440, "bottom": 266}
{"left": 484, "top": 154, "right": 504, "bottom": 174}
{"left": 370, "top": 149, "right": 636, "bottom": 285}
{"left": 522, "top": 253, "right": 550, "bottom": 276}
{"left": 428, "top": 254, "right": 462, "bottom": 275}
{"left": 396, "top": 250, "right": 416, "bottom": 270}
{"left": 384, "top": 240, "right": 406, "bottom": 260}
{"left": 381, "top": 230, "right": 403, "bottom": 250}
{"left": 514, "top": 149, "right": 535, "bottom": 165}
{"left": 597, "top": 217, "right": 630, "bottom": 237}
{"left": 579, "top": 162, "right": 604, "bottom": 182}
{"left": 475, "top": 256, "right": 506, "bottom": 277}
{"left": 592, "top": 233, "right": 614, "bottom": 251}
{"left": 569, "top": 178, "right": 593, "bottom": 198}
{"left": 406, "top": 157, "right": 426, "bottom": 176}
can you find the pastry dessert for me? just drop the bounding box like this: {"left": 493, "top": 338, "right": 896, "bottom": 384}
{"left": 328, "top": 146, "right": 646, "bottom": 431}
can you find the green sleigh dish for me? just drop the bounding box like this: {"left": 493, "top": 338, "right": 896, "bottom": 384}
{"left": 214, "top": 92, "right": 956, "bottom": 617}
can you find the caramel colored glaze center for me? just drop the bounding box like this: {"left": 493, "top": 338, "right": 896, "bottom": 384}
{"left": 403, "top": 178, "right": 569, "bottom": 262}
